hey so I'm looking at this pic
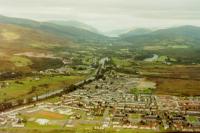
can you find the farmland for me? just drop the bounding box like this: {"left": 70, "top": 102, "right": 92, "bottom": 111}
{"left": 0, "top": 75, "right": 84, "bottom": 102}
{"left": 138, "top": 64, "right": 200, "bottom": 96}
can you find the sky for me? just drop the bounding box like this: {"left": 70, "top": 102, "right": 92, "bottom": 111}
{"left": 0, "top": 0, "right": 200, "bottom": 32}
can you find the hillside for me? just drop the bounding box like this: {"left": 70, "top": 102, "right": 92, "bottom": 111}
{"left": 0, "top": 24, "right": 72, "bottom": 72}
{"left": 0, "top": 15, "right": 109, "bottom": 43}
{"left": 48, "top": 20, "right": 99, "bottom": 33}
{"left": 1, "top": 15, "right": 200, "bottom": 65}
{"left": 120, "top": 28, "right": 152, "bottom": 38}
{"left": 121, "top": 26, "right": 200, "bottom": 63}
{"left": 121, "top": 26, "right": 200, "bottom": 47}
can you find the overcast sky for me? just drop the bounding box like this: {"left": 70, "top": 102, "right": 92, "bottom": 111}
{"left": 0, "top": 0, "right": 200, "bottom": 32}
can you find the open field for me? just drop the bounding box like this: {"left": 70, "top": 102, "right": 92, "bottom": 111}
{"left": 112, "top": 57, "right": 132, "bottom": 68}
{"left": 0, "top": 75, "right": 85, "bottom": 102}
{"left": 0, "top": 55, "right": 64, "bottom": 72}
{"left": 152, "top": 78, "right": 200, "bottom": 96}
{"left": 10, "top": 56, "right": 33, "bottom": 67}
{"left": 0, "top": 128, "right": 157, "bottom": 133}
{"left": 138, "top": 64, "right": 200, "bottom": 96}
{"left": 21, "top": 110, "right": 69, "bottom": 120}
{"left": 143, "top": 45, "right": 189, "bottom": 51}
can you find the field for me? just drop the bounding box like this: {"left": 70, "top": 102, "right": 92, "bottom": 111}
{"left": 152, "top": 78, "right": 200, "bottom": 96}
{"left": 22, "top": 110, "right": 69, "bottom": 120}
{"left": 143, "top": 45, "right": 189, "bottom": 51}
{"left": 112, "top": 57, "right": 132, "bottom": 68}
{"left": 0, "top": 75, "right": 85, "bottom": 102}
{"left": 0, "top": 128, "right": 157, "bottom": 133}
{"left": 186, "top": 116, "right": 199, "bottom": 124}
{"left": 139, "top": 64, "right": 200, "bottom": 96}
{"left": 17, "top": 110, "right": 70, "bottom": 129}
{"left": 10, "top": 56, "right": 33, "bottom": 67}
{"left": 1, "top": 30, "right": 20, "bottom": 41}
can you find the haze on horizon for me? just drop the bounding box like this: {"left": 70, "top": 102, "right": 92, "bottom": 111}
{"left": 0, "top": 0, "right": 200, "bottom": 32}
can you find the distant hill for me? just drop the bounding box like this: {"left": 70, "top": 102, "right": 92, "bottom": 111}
{"left": 121, "top": 25, "right": 200, "bottom": 47}
{"left": 120, "top": 28, "right": 152, "bottom": 38}
{"left": 0, "top": 23, "right": 72, "bottom": 72}
{"left": 1, "top": 15, "right": 200, "bottom": 64}
{"left": 121, "top": 26, "right": 200, "bottom": 63}
{"left": 0, "top": 15, "right": 109, "bottom": 43}
{"left": 48, "top": 20, "right": 99, "bottom": 33}
{"left": 0, "top": 23, "right": 72, "bottom": 52}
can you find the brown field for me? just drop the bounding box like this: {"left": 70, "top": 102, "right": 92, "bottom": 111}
{"left": 139, "top": 64, "right": 200, "bottom": 79}
{"left": 140, "top": 64, "right": 200, "bottom": 96}
{"left": 150, "top": 78, "right": 200, "bottom": 96}
{"left": 32, "top": 110, "right": 66, "bottom": 119}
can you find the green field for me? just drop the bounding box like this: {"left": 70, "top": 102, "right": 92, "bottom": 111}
{"left": 131, "top": 88, "right": 153, "bottom": 94}
{"left": 130, "top": 113, "right": 142, "bottom": 119}
{"left": 0, "top": 75, "right": 84, "bottom": 102}
{"left": 112, "top": 57, "right": 132, "bottom": 67}
{"left": 0, "top": 128, "right": 157, "bottom": 133}
{"left": 186, "top": 116, "right": 199, "bottom": 124}
{"left": 10, "top": 56, "right": 33, "bottom": 67}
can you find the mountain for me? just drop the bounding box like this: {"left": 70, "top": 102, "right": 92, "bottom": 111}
{"left": 122, "top": 25, "right": 200, "bottom": 47}
{"left": 121, "top": 25, "right": 200, "bottom": 63}
{"left": 0, "top": 15, "right": 109, "bottom": 43}
{"left": 120, "top": 28, "right": 152, "bottom": 38}
{"left": 105, "top": 28, "right": 152, "bottom": 37}
{"left": 48, "top": 20, "right": 99, "bottom": 33}
{"left": 0, "top": 23, "right": 72, "bottom": 52}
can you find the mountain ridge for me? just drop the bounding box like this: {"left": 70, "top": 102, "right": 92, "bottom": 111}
{"left": 0, "top": 15, "right": 109, "bottom": 43}
{"left": 48, "top": 20, "right": 99, "bottom": 33}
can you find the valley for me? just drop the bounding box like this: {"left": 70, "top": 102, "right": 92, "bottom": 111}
{"left": 0, "top": 15, "right": 200, "bottom": 132}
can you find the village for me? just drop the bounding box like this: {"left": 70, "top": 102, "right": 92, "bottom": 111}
{"left": 0, "top": 69, "right": 200, "bottom": 132}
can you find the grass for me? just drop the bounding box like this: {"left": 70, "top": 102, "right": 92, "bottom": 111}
{"left": 143, "top": 45, "right": 189, "bottom": 51}
{"left": 112, "top": 57, "right": 132, "bottom": 67}
{"left": 10, "top": 56, "right": 33, "bottom": 67}
{"left": 143, "top": 46, "right": 165, "bottom": 51}
{"left": 130, "top": 113, "right": 141, "bottom": 119}
{"left": 82, "top": 55, "right": 94, "bottom": 65}
{"left": 140, "top": 64, "right": 200, "bottom": 96}
{"left": 21, "top": 110, "right": 70, "bottom": 120}
{"left": 17, "top": 110, "right": 71, "bottom": 129}
{"left": 168, "top": 45, "right": 189, "bottom": 49}
{"left": 153, "top": 78, "right": 200, "bottom": 96}
{"left": 0, "top": 128, "right": 157, "bottom": 133}
{"left": 186, "top": 116, "right": 199, "bottom": 124}
{"left": 108, "top": 129, "right": 156, "bottom": 133}
{"left": 45, "top": 97, "right": 61, "bottom": 103}
{"left": 30, "top": 43, "right": 60, "bottom": 49}
{"left": 0, "top": 128, "right": 74, "bottom": 133}
{"left": 0, "top": 75, "right": 85, "bottom": 102}
{"left": 1, "top": 30, "right": 20, "bottom": 41}
{"left": 25, "top": 121, "right": 62, "bottom": 128}
{"left": 131, "top": 88, "right": 153, "bottom": 94}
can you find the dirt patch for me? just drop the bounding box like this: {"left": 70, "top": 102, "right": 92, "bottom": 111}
{"left": 136, "top": 78, "right": 156, "bottom": 89}
{"left": 34, "top": 110, "right": 66, "bottom": 119}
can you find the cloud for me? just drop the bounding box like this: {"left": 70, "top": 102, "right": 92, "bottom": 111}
{"left": 0, "top": 0, "right": 200, "bottom": 31}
